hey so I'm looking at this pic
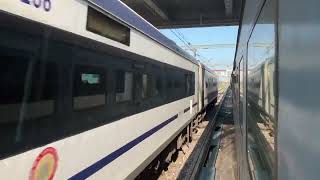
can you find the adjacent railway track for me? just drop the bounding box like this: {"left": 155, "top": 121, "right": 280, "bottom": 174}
{"left": 177, "top": 87, "right": 229, "bottom": 180}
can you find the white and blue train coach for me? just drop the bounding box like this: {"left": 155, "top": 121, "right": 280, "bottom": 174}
{"left": 0, "top": 0, "right": 218, "bottom": 179}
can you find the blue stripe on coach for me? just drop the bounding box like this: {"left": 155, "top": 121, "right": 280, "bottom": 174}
{"left": 69, "top": 114, "right": 178, "bottom": 180}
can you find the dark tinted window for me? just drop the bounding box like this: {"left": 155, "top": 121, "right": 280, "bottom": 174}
{"left": 30, "top": 62, "right": 58, "bottom": 102}
{"left": 150, "top": 75, "right": 162, "bottom": 97}
{"left": 0, "top": 53, "right": 58, "bottom": 122}
{"left": 115, "top": 70, "right": 125, "bottom": 93}
{"left": 0, "top": 48, "right": 58, "bottom": 157}
{"left": 115, "top": 70, "right": 133, "bottom": 102}
{"left": 73, "top": 65, "right": 106, "bottom": 110}
{"left": 0, "top": 53, "right": 29, "bottom": 105}
{"left": 155, "top": 77, "right": 162, "bottom": 95}
{"left": 142, "top": 73, "right": 148, "bottom": 99}
{"left": 174, "top": 80, "right": 179, "bottom": 88}
{"left": 167, "top": 79, "right": 173, "bottom": 88}
{"left": 185, "top": 73, "right": 193, "bottom": 96}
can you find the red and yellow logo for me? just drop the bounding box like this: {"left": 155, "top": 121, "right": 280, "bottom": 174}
{"left": 30, "top": 147, "right": 58, "bottom": 180}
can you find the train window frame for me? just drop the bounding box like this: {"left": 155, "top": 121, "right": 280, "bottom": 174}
{"left": 86, "top": 6, "right": 130, "bottom": 46}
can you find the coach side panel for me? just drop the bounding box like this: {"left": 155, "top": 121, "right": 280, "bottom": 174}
{"left": 0, "top": 1, "right": 200, "bottom": 179}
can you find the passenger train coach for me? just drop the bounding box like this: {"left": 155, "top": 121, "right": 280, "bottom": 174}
{"left": 0, "top": 0, "right": 218, "bottom": 179}
{"left": 231, "top": 0, "right": 320, "bottom": 179}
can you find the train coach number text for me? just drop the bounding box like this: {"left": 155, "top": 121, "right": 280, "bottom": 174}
{"left": 21, "top": 0, "right": 52, "bottom": 12}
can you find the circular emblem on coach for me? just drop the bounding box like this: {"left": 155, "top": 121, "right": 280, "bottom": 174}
{"left": 30, "top": 147, "right": 58, "bottom": 180}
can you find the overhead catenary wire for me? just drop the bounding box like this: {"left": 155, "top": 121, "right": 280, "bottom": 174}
{"left": 169, "top": 29, "right": 211, "bottom": 65}
{"left": 170, "top": 29, "right": 193, "bottom": 51}
{"left": 175, "top": 30, "right": 212, "bottom": 62}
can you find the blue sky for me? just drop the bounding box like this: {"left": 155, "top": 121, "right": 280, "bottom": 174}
{"left": 160, "top": 26, "right": 238, "bottom": 70}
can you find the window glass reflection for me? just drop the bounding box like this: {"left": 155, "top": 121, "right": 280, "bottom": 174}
{"left": 116, "top": 70, "right": 133, "bottom": 102}
{"left": 246, "top": 0, "right": 276, "bottom": 179}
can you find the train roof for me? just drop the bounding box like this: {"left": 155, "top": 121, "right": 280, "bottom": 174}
{"left": 199, "top": 62, "right": 215, "bottom": 74}
{"left": 89, "top": 0, "right": 198, "bottom": 64}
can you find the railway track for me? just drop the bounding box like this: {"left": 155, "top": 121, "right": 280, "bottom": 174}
{"left": 176, "top": 87, "right": 229, "bottom": 180}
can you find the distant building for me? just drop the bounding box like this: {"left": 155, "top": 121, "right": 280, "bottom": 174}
{"left": 214, "top": 69, "right": 232, "bottom": 83}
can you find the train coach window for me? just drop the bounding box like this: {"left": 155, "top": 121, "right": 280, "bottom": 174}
{"left": 185, "top": 74, "right": 191, "bottom": 95}
{"left": 191, "top": 73, "right": 195, "bottom": 94}
{"left": 87, "top": 7, "right": 130, "bottom": 45}
{"left": 0, "top": 56, "right": 58, "bottom": 122}
{"left": 155, "top": 77, "right": 162, "bottom": 96}
{"left": 167, "top": 80, "right": 173, "bottom": 89}
{"left": 185, "top": 73, "right": 194, "bottom": 96}
{"left": 132, "top": 73, "right": 149, "bottom": 100}
{"left": 73, "top": 65, "right": 106, "bottom": 110}
{"left": 115, "top": 70, "right": 133, "bottom": 102}
{"left": 174, "top": 80, "right": 181, "bottom": 88}
{"left": 27, "top": 62, "right": 58, "bottom": 119}
{"left": 147, "top": 75, "right": 161, "bottom": 97}
{"left": 142, "top": 74, "right": 148, "bottom": 98}
{"left": 213, "top": 79, "right": 217, "bottom": 87}
{"left": 0, "top": 56, "right": 30, "bottom": 107}
{"left": 0, "top": 48, "right": 59, "bottom": 157}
